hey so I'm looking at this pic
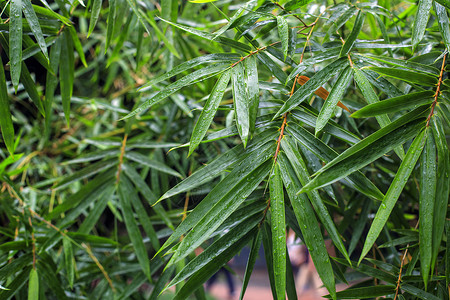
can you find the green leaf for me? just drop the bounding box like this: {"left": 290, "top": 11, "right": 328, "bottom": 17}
{"left": 277, "top": 154, "right": 336, "bottom": 299}
{"left": 412, "top": 0, "right": 432, "bottom": 49}
{"left": 340, "top": 10, "right": 365, "bottom": 57}
{"left": 28, "top": 268, "right": 39, "bottom": 300}
{"left": 68, "top": 26, "right": 87, "bottom": 67}
{"left": 239, "top": 230, "right": 262, "bottom": 300}
{"left": 291, "top": 108, "right": 361, "bottom": 144}
{"left": 430, "top": 116, "right": 449, "bottom": 271}
{"left": 88, "top": 0, "right": 103, "bottom": 37}
{"left": 419, "top": 134, "right": 436, "bottom": 287}
{"left": 44, "top": 37, "right": 61, "bottom": 136}
{"left": 167, "top": 159, "right": 272, "bottom": 267}
{"left": 125, "top": 151, "right": 182, "bottom": 178}
{"left": 359, "top": 129, "right": 428, "bottom": 263}
{"left": 123, "top": 63, "right": 230, "bottom": 120}
{"left": 353, "top": 67, "right": 405, "bottom": 159}
{"left": 0, "top": 266, "right": 31, "bottom": 299}
{"left": 300, "top": 107, "right": 429, "bottom": 193}
{"left": 78, "top": 185, "right": 115, "bottom": 234}
{"left": 434, "top": 0, "right": 450, "bottom": 10}
{"left": 434, "top": 2, "right": 450, "bottom": 52}
{"left": 351, "top": 91, "right": 435, "bottom": 118}
{"left": 125, "top": 173, "right": 160, "bottom": 250}
{"left": 118, "top": 177, "right": 151, "bottom": 281}
{"left": 316, "top": 66, "right": 353, "bottom": 135}
{"left": 22, "top": 0, "right": 49, "bottom": 60}
{"left": 286, "top": 124, "right": 384, "bottom": 201}
{"left": 160, "top": 18, "right": 252, "bottom": 53}
{"left": 324, "top": 285, "right": 396, "bottom": 299}
{"left": 277, "top": 16, "right": 289, "bottom": 61}
{"left": 62, "top": 237, "right": 74, "bottom": 288}
{"left": 173, "top": 229, "right": 256, "bottom": 300}
{"left": 10, "top": 0, "right": 22, "bottom": 91}
{"left": 284, "top": 0, "right": 314, "bottom": 10}
{"left": 274, "top": 57, "right": 348, "bottom": 118}
{"left": 369, "top": 67, "right": 437, "bottom": 86}
{"left": 168, "top": 214, "right": 261, "bottom": 289}
{"left": 54, "top": 159, "right": 116, "bottom": 190}
{"left": 270, "top": 163, "right": 286, "bottom": 300}
{"left": 281, "top": 137, "right": 350, "bottom": 264}
{"left": 358, "top": 54, "right": 439, "bottom": 76}
{"left": 157, "top": 141, "right": 275, "bottom": 255}
{"left": 105, "top": 0, "right": 115, "bottom": 50}
{"left": 245, "top": 55, "right": 259, "bottom": 136}
{"left": 189, "top": 68, "right": 232, "bottom": 156}
{"left": 60, "top": 30, "right": 74, "bottom": 125}
{"left": 139, "top": 53, "right": 239, "bottom": 91}
{"left": 232, "top": 63, "right": 250, "bottom": 146}
{"left": 0, "top": 55, "right": 14, "bottom": 156}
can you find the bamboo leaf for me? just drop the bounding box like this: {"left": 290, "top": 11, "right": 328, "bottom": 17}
{"left": 286, "top": 124, "right": 384, "bottom": 200}
{"left": 300, "top": 107, "right": 429, "bottom": 193}
{"left": 68, "top": 26, "right": 87, "bottom": 67}
{"left": 60, "top": 30, "right": 74, "bottom": 125}
{"left": 54, "top": 159, "right": 117, "bottom": 190}
{"left": 359, "top": 129, "right": 428, "bottom": 263}
{"left": 340, "top": 10, "right": 365, "bottom": 57}
{"left": 167, "top": 159, "right": 272, "bottom": 267}
{"left": 434, "top": 2, "right": 450, "bottom": 52}
{"left": 157, "top": 141, "right": 275, "bottom": 254}
{"left": 351, "top": 91, "right": 435, "bottom": 118}
{"left": 22, "top": 0, "right": 48, "bottom": 60}
{"left": 245, "top": 55, "right": 259, "bottom": 136}
{"left": 123, "top": 63, "right": 230, "bottom": 120}
{"left": 189, "top": 68, "right": 231, "bottom": 156}
{"left": 173, "top": 229, "right": 256, "bottom": 300}
{"left": 369, "top": 67, "right": 437, "bottom": 86}
{"left": 284, "top": 0, "right": 314, "bottom": 10}
{"left": 168, "top": 214, "right": 261, "bottom": 289}
{"left": 88, "top": 0, "right": 102, "bottom": 37}
{"left": 232, "top": 63, "right": 250, "bottom": 146}
{"left": 430, "top": 116, "right": 449, "bottom": 271}
{"left": 274, "top": 57, "right": 348, "bottom": 118}
{"left": 270, "top": 163, "right": 286, "bottom": 300}
{"left": 62, "top": 237, "right": 74, "bottom": 288}
{"left": 358, "top": 54, "right": 439, "bottom": 76}
{"left": 324, "top": 285, "right": 396, "bottom": 299}
{"left": 28, "top": 268, "right": 39, "bottom": 300}
{"left": 278, "top": 154, "right": 336, "bottom": 299}
{"left": 118, "top": 177, "right": 151, "bottom": 281}
{"left": 316, "top": 66, "right": 353, "bottom": 135}
{"left": 412, "top": 0, "right": 432, "bottom": 49}
{"left": 277, "top": 16, "right": 289, "bottom": 61}
{"left": 161, "top": 18, "right": 252, "bottom": 52}
{"left": 419, "top": 132, "right": 436, "bottom": 287}
{"left": 239, "top": 230, "right": 262, "bottom": 300}
{"left": 139, "top": 53, "right": 239, "bottom": 91}
{"left": 10, "top": 0, "right": 22, "bottom": 91}
{"left": 281, "top": 137, "right": 350, "bottom": 263}
{"left": 0, "top": 56, "right": 14, "bottom": 156}
{"left": 125, "top": 152, "right": 182, "bottom": 178}
{"left": 353, "top": 67, "right": 405, "bottom": 159}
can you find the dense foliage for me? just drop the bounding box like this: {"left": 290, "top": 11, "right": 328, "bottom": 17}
{"left": 0, "top": 0, "right": 449, "bottom": 299}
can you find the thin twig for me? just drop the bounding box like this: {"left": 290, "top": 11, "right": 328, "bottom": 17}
{"left": 426, "top": 53, "right": 447, "bottom": 127}
{"left": 116, "top": 134, "right": 128, "bottom": 184}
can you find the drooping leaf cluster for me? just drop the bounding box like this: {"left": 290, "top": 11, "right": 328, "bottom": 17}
{"left": 0, "top": 0, "right": 449, "bottom": 299}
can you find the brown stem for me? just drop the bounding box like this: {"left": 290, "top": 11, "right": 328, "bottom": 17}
{"left": 394, "top": 220, "right": 419, "bottom": 300}
{"left": 231, "top": 42, "right": 280, "bottom": 68}
{"left": 426, "top": 53, "right": 447, "bottom": 127}
{"left": 115, "top": 134, "right": 128, "bottom": 184}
